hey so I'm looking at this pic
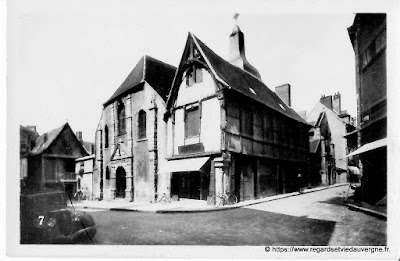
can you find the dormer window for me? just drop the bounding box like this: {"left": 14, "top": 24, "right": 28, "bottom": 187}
{"left": 186, "top": 65, "right": 203, "bottom": 87}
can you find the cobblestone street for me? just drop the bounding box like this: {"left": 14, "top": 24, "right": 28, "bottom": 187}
{"left": 86, "top": 186, "right": 386, "bottom": 245}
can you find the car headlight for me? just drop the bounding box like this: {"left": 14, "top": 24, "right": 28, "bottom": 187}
{"left": 47, "top": 217, "right": 56, "bottom": 227}
{"left": 71, "top": 213, "right": 80, "bottom": 222}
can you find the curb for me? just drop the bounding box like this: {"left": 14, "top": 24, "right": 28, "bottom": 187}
{"left": 345, "top": 203, "right": 387, "bottom": 220}
{"left": 107, "top": 183, "right": 349, "bottom": 214}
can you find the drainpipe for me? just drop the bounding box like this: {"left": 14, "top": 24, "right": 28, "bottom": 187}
{"left": 130, "top": 96, "right": 134, "bottom": 202}
{"left": 130, "top": 139, "right": 134, "bottom": 202}
{"left": 153, "top": 104, "right": 158, "bottom": 199}
{"left": 149, "top": 96, "right": 158, "bottom": 201}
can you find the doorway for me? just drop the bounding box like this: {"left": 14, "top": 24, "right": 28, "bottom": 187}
{"left": 116, "top": 166, "right": 126, "bottom": 198}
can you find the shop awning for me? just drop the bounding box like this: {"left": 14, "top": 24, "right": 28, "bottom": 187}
{"left": 348, "top": 166, "right": 361, "bottom": 175}
{"left": 345, "top": 138, "right": 387, "bottom": 158}
{"left": 159, "top": 157, "right": 210, "bottom": 173}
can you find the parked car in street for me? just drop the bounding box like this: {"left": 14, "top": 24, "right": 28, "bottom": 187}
{"left": 20, "top": 188, "right": 96, "bottom": 244}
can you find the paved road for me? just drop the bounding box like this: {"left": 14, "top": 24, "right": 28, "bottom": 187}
{"left": 85, "top": 186, "right": 386, "bottom": 246}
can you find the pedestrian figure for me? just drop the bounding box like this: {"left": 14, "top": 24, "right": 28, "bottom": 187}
{"left": 297, "top": 172, "right": 304, "bottom": 194}
{"left": 74, "top": 190, "right": 83, "bottom": 201}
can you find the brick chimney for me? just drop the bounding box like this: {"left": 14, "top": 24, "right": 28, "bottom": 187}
{"left": 332, "top": 92, "right": 341, "bottom": 115}
{"left": 76, "top": 131, "right": 83, "bottom": 144}
{"left": 228, "top": 25, "right": 262, "bottom": 80}
{"left": 320, "top": 95, "right": 333, "bottom": 110}
{"left": 26, "top": 125, "right": 37, "bottom": 133}
{"left": 275, "top": 84, "right": 291, "bottom": 107}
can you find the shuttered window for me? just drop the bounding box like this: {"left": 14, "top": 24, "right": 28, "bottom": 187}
{"left": 185, "top": 106, "right": 200, "bottom": 138}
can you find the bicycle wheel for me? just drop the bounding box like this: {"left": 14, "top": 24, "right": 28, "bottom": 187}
{"left": 226, "top": 194, "right": 238, "bottom": 205}
{"left": 210, "top": 195, "right": 223, "bottom": 207}
{"left": 160, "top": 197, "right": 168, "bottom": 204}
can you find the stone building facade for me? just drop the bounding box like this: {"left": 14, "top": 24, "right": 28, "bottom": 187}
{"left": 93, "top": 55, "right": 176, "bottom": 202}
{"left": 347, "top": 14, "right": 387, "bottom": 204}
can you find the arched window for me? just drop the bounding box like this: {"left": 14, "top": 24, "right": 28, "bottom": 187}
{"left": 105, "top": 166, "right": 110, "bottom": 180}
{"left": 104, "top": 125, "right": 109, "bottom": 148}
{"left": 138, "top": 110, "right": 146, "bottom": 139}
{"left": 117, "top": 101, "right": 126, "bottom": 135}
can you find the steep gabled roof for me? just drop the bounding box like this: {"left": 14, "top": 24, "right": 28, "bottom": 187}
{"left": 166, "top": 33, "right": 307, "bottom": 124}
{"left": 309, "top": 139, "right": 321, "bottom": 153}
{"left": 307, "top": 101, "right": 349, "bottom": 127}
{"left": 314, "top": 111, "right": 331, "bottom": 139}
{"left": 29, "top": 123, "right": 89, "bottom": 156}
{"left": 104, "top": 55, "right": 176, "bottom": 106}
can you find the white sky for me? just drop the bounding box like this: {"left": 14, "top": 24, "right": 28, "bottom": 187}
{"left": 6, "top": 0, "right": 393, "bottom": 142}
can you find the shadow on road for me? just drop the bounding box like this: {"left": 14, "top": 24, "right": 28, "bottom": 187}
{"left": 318, "top": 196, "right": 347, "bottom": 207}
{"left": 85, "top": 208, "right": 337, "bottom": 246}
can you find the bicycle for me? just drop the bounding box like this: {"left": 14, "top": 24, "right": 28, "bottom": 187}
{"left": 210, "top": 192, "right": 238, "bottom": 207}
{"left": 156, "top": 193, "right": 172, "bottom": 204}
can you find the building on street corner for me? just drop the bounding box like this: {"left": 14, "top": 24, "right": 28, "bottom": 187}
{"left": 347, "top": 14, "right": 387, "bottom": 204}
{"left": 23, "top": 123, "right": 89, "bottom": 199}
{"left": 160, "top": 26, "right": 311, "bottom": 203}
{"left": 306, "top": 93, "right": 357, "bottom": 186}
{"left": 93, "top": 55, "right": 176, "bottom": 202}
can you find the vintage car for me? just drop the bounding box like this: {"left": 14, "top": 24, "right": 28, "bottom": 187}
{"left": 20, "top": 188, "right": 96, "bottom": 244}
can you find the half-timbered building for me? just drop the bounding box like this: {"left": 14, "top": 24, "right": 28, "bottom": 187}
{"left": 160, "top": 27, "right": 311, "bottom": 202}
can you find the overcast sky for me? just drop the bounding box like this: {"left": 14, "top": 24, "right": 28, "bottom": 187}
{"left": 8, "top": 0, "right": 393, "bottom": 142}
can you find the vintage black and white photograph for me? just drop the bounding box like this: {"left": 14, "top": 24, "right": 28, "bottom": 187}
{"left": 4, "top": 0, "right": 400, "bottom": 259}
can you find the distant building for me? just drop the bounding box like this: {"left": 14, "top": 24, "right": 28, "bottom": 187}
{"left": 348, "top": 14, "right": 387, "bottom": 204}
{"left": 76, "top": 131, "right": 95, "bottom": 154}
{"left": 20, "top": 125, "right": 39, "bottom": 180}
{"left": 93, "top": 55, "right": 176, "bottom": 202}
{"left": 75, "top": 154, "right": 95, "bottom": 200}
{"left": 308, "top": 111, "right": 335, "bottom": 186}
{"left": 160, "top": 26, "right": 310, "bottom": 202}
{"left": 25, "top": 123, "right": 89, "bottom": 198}
{"left": 306, "top": 93, "right": 357, "bottom": 185}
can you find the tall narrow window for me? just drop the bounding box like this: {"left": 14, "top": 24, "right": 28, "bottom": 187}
{"left": 104, "top": 125, "right": 109, "bottom": 148}
{"left": 105, "top": 166, "right": 110, "bottom": 180}
{"left": 185, "top": 105, "right": 200, "bottom": 138}
{"left": 117, "top": 101, "right": 126, "bottom": 135}
{"left": 138, "top": 110, "right": 146, "bottom": 139}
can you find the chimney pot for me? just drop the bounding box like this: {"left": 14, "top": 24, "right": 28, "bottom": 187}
{"left": 76, "top": 131, "right": 83, "bottom": 143}
{"left": 275, "top": 84, "right": 291, "bottom": 107}
{"left": 332, "top": 92, "right": 341, "bottom": 115}
{"left": 320, "top": 95, "right": 333, "bottom": 110}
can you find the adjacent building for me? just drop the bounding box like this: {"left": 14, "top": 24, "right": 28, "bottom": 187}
{"left": 20, "top": 125, "right": 39, "bottom": 181}
{"left": 93, "top": 55, "right": 176, "bottom": 202}
{"left": 347, "top": 14, "right": 387, "bottom": 204}
{"left": 308, "top": 110, "right": 335, "bottom": 186}
{"left": 75, "top": 154, "right": 95, "bottom": 200}
{"left": 24, "top": 123, "right": 89, "bottom": 198}
{"left": 306, "top": 93, "right": 357, "bottom": 185}
{"left": 160, "top": 26, "right": 310, "bottom": 203}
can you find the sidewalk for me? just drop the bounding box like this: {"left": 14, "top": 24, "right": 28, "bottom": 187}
{"left": 344, "top": 199, "right": 387, "bottom": 220}
{"left": 68, "top": 183, "right": 351, "bottom": 213}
